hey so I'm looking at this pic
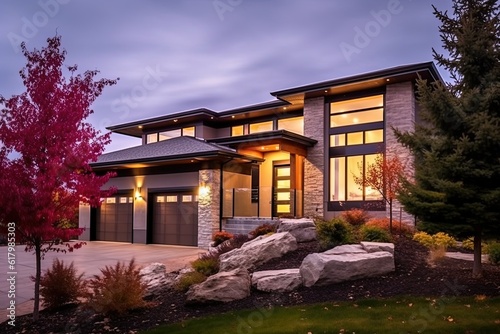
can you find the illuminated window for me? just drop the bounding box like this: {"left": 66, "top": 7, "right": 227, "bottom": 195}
{"left": 347, "top": 132, "right": 363, "bottom": 145}
{"left": 166, "top": 196, "right": 177, "bottom": 203}
{"left": 182, "top": 195, "right": 192, "bottom": 202}
{"left": 182, "top": 127, "right": 195, "bottom": 137}
{"left": 331, "top": 108, "right": 383, "bottom": 127}
{"left": 146, "top": 133, "right": 158, "bottom": 143}
{"left": 331, "top": 95, "right": 383, "bottom": 114}
{"left": 249, "top": 121, "right": 273, "bottom": 134}
{"left": 105, "top": 197, "right": 116, "bottom": 204}
{"left": 330, "top": 95, "right": 384, "bottom": 128}
{"left": 365, "top": 129, "right": 384, "bottom": 144}
{"left": 278, "top": 116, "right": 304, "bottom": 135}
{"left": 330, "top": 134, "right": 346, "bottom": 147}
{"left": 231, "top": 125, "right": 244, "bottom": 136}
{"left": 159, "top": 129, "right": 181, "bottom": 141}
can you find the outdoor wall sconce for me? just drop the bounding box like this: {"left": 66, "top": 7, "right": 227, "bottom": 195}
{"left": 199, "top": 184, "right": 210, "bottom": 197}
{"left": 135, "top": 187, "right": 143, "bottom": 200}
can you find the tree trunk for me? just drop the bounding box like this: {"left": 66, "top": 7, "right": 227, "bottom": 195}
{"left": 472, "top": 227, "right": 483, "bottom": 278}
{"left": 33, "top": 243, "right": 41, "bottom": 321}
{"left": 389, "top": 199, "right": 393, "bottom": 234}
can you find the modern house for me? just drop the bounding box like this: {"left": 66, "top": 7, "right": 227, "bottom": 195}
{"left": 78, "top": 62, "right": 442, "bottom": 248}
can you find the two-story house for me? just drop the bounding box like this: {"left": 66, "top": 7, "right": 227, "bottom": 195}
{"left": 78, "top": 61, "right": 442, "bottom": 248}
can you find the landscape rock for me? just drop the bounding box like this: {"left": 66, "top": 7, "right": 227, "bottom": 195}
{"left": 140, "top": 263, "right": 170, "bottom": 296}
{"left": 251, "top": 269, "right": 302, "bottom": 292}
{"left": 324, "top": 244, "right": 366, "bottom": 255}
{"left": 219, "top": 232, "right": 298, "bottom": 272}
{"left": 300, "top": 251, "right": 395, "bottom": 287}
{"left": 361, "top": 241, "right": 395, "bottom": 254}
{"left": 277, "top": 218, "right": 317, "bottom": 242}
{"left": 185, "top": 268, "right": 251, "bottom": 303}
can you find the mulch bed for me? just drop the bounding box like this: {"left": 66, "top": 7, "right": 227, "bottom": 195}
{"left": 3, "top": 236, "right": 500, "bottom": 333}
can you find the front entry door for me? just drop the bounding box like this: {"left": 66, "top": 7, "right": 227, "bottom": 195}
{"left": 273, "top": 165, "right": 291, "bottom": 217}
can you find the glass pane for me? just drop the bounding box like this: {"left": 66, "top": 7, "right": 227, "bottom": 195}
{"left": 330, "top": 108, "right": 383, "bottom": 127}
{"left": 182, "top": 195, "right": 192, "bottom": 202}
{"left": 330, "top": 134, "right": 346, "bottom": 147}
{"left": 278, "top": 116, "right": 304, "bottom": 135}
{"left": 146, "top": 133, "right": 158, "bottom": 144}
{"left": 106, "top": 197, "right": 116, "bottom": 204}
{"left": 347, "top": 132, "right": 363, "bottom": 145}
{"left": 365, "top": 129, "right": 384, "bottom": 144}
{"left": 156, "top": 196, "right": 165, "bottom": 203}
{"left": 276, "top": 192, "right": 290, "bottom": 201}
{"left": 182, "top": 127, "right": 195, "bottom": 137}
{"left": 159, "top": 129, "right": 181, "bottom": 141}
{"left": 231, "top": 125, "right": 244, "bottom": 136}
{"left": 331, "top": 95, "right": 384, "bottom": 114}
{"left": 277, "top": 204, "right": 290, "bottom": 213}
{"left": 329, "top": 157, "right": 346, "bottom": 201}
{"left": 347, "top": 156, "right": 363, "bottom": 200}
{"left": 276, "top": 167, "right": 290, "bottom": 177}
{"left": 365, "top": 154, "right": 384, "bottom": 200}
{"left": 119, "top": 197, "right": 128, "bottom": 204}
{"left": 249, "top": 121, "right": 273, "bottom": 134}
{"left": 277, "top": 180, "right": 290, "bottom": 189}
{"left": 128, "top": 197, "right": 133, "bottom": 203}
{"left": 166, "top": 195, "right": 177, "bottom": 203}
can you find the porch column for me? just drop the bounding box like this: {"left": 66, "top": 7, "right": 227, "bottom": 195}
{"left": 303, "top": 96, "right": 325, "bottom": 217}
{"left": 198, "top": 169, "right": 221, "bottom": 248}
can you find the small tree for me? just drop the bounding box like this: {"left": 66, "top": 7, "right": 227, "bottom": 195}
{"left": 0, "top": 35, "right": 117, "bottom": 320}
{"left": 353, "top": 154, "right": 405, "bottom": 233}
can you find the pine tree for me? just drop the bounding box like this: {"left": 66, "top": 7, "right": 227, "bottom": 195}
{"left": 395, "top": 0, "right": 500, "bottom": 277}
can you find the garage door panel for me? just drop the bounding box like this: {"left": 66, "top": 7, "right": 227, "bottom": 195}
{"left": 96, "top": 195, "right": 133, "bottom": 243}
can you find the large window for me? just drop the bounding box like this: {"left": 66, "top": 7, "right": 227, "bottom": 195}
{"left": 249, "top": 121, "right": 273, "bottom": 134}
{"left": 278, "top": 116, "right": 304, "bottom": 135}
{"left": 146, "top": 126, "right": 196, "bottom": 143}
{"left": 329, "top": 94, "right": 385, "bottom": 209}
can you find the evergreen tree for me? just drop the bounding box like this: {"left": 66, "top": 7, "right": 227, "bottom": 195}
{"left": 395, "top": 0, "right": 500, "bottom": 277}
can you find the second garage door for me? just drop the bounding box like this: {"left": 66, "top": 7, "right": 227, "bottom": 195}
{"left": 152, "top": 192, "right": 198, "bottom": 246}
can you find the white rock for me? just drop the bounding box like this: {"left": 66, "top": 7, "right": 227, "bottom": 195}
{"left": 361, "top": 241, "right": 395, "bottom": 254}
{"left": 251, "top": 269, "right": 302, "bottom": 292}
{"left": 277, "top": 218, "right": 317, "bottom": 242}
{"left": 139, "top": 263, "right": 168, "bottom": 296}
{"left": 219, "top": 232, "right": 298, "bottom": 272}
{"left": 323, "top": 244, "right": 366, "bottom": 255}
{"left": 186, "top": 268, "right": 251, "bottom": 303}
{"left": 300, "top": 251, "right": 395, "bottom": 287}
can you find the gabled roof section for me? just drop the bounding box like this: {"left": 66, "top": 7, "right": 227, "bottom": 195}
{"left": 91, "top": 136, "right": 262, "bottom": 169}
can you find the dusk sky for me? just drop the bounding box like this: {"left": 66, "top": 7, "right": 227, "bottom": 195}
{"left": 1, "top": 0, "right": 453, "bottom": 153}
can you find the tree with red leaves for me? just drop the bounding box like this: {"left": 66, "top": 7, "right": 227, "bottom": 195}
{"left": 0, "top": 35, "right": 117, "bottom": 320}
{"left": 353, "top": 154, "right": 406, "bottom": 233}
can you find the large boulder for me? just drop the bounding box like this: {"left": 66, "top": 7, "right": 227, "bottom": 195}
{"left": 277, "top": 218, "right": 317, "bottom": 242}
{"left": 140, "top": 263, "right": 171, "bottom": 297}
{"left": 361, "top": 241, "right": 395, "bottom": 254}
{"left": 219, "top": 232, "right": 298, "bottom": 272}
{"left": 186, "top": 268, "right": 251, "bottom": 303}
{"left": 300, "top": 247, "right": 395, "bottom": 287}
{"left": 251, "top": 269, "right": 302, "bottom": 292}
{"left": 324, "top": 244, "right": 366, "bottom": 255}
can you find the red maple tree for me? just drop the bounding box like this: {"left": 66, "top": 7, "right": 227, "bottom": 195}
{"left": 353, "top": 154, "right": 406, "bottom": 233}
{"left": 0, "top": 35, "right": 117, "bottom": 320}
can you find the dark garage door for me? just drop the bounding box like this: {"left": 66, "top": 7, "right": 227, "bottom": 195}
{"left": 152, "top": 192, "right": 198, "bottom": 246}
{"left": 96, "top": 195, "right": 133, "bottom": 242}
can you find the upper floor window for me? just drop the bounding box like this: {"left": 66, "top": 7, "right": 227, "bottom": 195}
{"left": 146, "top": 126, "right": 196, "bottom": 144}
{"left": 231, "top": 125, "right": 244, "bottom": 137}
{"left": 249, "top": 121, "right": 273, "bottom": 134}
{"left": 330, "top": 95, "right": 383, "bottom": 128}
{"left": 278, "top": 116, "right": 304, "bottom": 135}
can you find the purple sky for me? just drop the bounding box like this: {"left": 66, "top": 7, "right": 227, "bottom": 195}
{"left": 0, "top": 0, "right": 453, "bottom": 153}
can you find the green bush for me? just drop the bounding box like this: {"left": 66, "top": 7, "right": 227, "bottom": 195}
{"left": 191, "top": 253, "right": 219, "bottom": 276}
{"left": 38, "top": 259, "right": 86, "bottom": 309}
{"left": 488, "top": 242, "right": 500, "bottom": 265}
{"left": 249, "top": 223, "right": 277, "bottom": 239}
{"left": 175, "top": 271, "right": 207, "bottom": 292}
{"left": 212, "top": 231, "right": 233, "bottom": 247}
{"left": 360, "top": 225, "right": 392, "bottom": 242}
{"left": 341, "top": 208, "right": 370, "bottom": 226}
{"left": 86, "top": 258, "right": 146, "bottom": 314}
{"left": 315, "top": 218, "right": 354, "bottom": 250}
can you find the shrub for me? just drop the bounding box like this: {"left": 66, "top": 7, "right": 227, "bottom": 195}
{"left": 217, "top": 234, "right": 250, "bottom": 255}
{"left": 428, "top": 245, "right": 447, "bottom": 266}
{"left": 191, "top": 253, "right": 219, "bottom": 276}
{"left": 413, "top": 231, "right": 434, "bottom": 248}
{"left": 315, "top": 218, "right": 354, "bottom": 250}
{"left": 86, "top": 258, "right": 146, "bottom": 314}
{"left": 413, "top": 231, "right": 457, "bottom": 250}
{"left": 212, "top": 231, "right": 233, "bottom": 247}
{"left": 461, "top": 237, "right": 489, "bottom": 254}
{"left": 341, "top": 208, "right": 369, "bottom": 226}
{"left": 366, "top": 217, "right": 414, "bottom": 236}
{"left": 359, "top": 225, "right": 392, "bottom": 242}
{"left": 249, "top": 223, "right": 277, "bottom": 239}
{"left": 488, "top": 242, "right": 500, "bottom": 265}
{"left": 175, "top": 271, "right": 207, "bottom": 292}
{"left": 38, "top": 259, "right": 86, "bottom": 309}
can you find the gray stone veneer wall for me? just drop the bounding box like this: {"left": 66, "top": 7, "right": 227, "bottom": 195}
{"left": 303, "top": 96, "right": 325, "bottom": 217}
{"left": 198, "top": 169, "right": 221, "bottom": 248}
{"left": 385, "top": 81, "right": 416, "bottom": 224}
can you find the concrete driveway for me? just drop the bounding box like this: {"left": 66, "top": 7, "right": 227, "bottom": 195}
{"left": 0, "top": 241, "right": 201, "bottom": 318}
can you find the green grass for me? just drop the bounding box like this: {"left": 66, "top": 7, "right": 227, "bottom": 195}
{"left": 142, "top": 296, "right": 500, "bottom": 334}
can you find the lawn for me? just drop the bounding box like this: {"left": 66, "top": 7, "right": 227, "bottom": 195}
{"left": 143, "top": 296, "right": 500, "bottom": 334}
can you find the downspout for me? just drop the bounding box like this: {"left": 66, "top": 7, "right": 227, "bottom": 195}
{"left": 219, "top": 158, "right": 234, "bottom": 232}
